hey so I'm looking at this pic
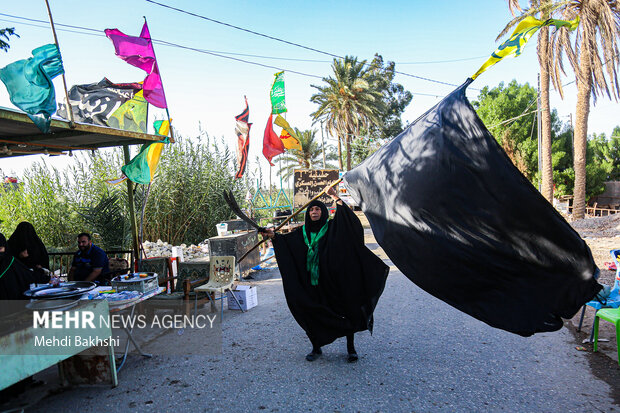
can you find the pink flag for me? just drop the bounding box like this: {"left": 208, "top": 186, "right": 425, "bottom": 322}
{"left": 105, "top": 22, "right": 167, "bottom": 108}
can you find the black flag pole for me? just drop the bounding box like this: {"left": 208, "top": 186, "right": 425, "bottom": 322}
{"left": 236, "top": 177, "right": 343, "bottom": 263}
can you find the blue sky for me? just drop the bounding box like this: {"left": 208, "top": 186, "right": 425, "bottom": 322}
{"left": 1, "top": 0, "right": 619, "bottom": 178}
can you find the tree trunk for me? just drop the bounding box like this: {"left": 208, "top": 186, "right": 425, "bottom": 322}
{"left": 346, "top": 133, "right": 352, "bottom": 171}
{"left": 573, "top": 54, "right": 592, "bottom": 220}
{"left": 337, "top": 136, "right": 343, "bottom": 170}
{"left": 538, "top": 25, "right": 554, "bottom": 203}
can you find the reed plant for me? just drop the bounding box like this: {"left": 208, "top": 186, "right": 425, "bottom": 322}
{"left": 0, "top": 132, "right": 249, "bottom": 248}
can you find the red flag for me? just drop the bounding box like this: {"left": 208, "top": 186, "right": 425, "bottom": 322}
{"left": 234, "top": 97, "right": 251, "bottom": 179}
{"left": 263, "top": 114, "right": 284, "bottom": 166}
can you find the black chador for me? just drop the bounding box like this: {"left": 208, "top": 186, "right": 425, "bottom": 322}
{"left": 270, "top": 198, "right": 388, "bottom": 362}
{"left": 0, "top": 233, "right": 50, "bottom": 300}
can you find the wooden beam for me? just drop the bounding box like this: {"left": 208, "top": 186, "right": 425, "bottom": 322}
{"left": 0, "top": 138, "right": 90, "bottom": 151}
{"left": 0, "top": 108, "right": 175, "bottom": 144}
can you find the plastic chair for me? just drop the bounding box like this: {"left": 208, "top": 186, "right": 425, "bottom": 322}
{"left": 577, "top": 249, "right": 620, "bottom": 337}
{"left": 593, "top": 307, "right": 620, "bottom": 366}
{"left": 194, "top": 256, "right": 244, "bottom": 320}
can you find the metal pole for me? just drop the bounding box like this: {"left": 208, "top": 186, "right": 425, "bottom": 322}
{"left": 320, "top": 121, "right": 326, "bottom": 168}
{"left": 140, "top": 181, "right": 152, "bottom": 259}
{"left": 269, "top": 165, "right": 272, "bottom": 210}
{"left": 44, "top": 0, "right": 75, "bottom": 127}
{"left": 123, "top": 145, "right": 140, "bottom": 270}
{"left": 143, "top": 17, "right": 174, "bottom": 141}
{"left": 537, "top": 73, "right": 542, "bottom": 191}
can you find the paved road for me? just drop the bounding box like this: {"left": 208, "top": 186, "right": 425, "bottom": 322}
{"left": 13, "top": 255, "right": 616, "bottom": 412}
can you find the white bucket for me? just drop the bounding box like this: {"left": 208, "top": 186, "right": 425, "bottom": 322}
{"left": 216, "top": 223, "right": 229, "bottom": 236}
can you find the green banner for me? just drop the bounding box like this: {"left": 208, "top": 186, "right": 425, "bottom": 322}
{"left": 270, "top": 71, "right": 287, "bottom": 114}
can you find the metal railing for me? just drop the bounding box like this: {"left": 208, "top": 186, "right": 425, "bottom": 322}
{"left": 48, "top": 249, "right": 133, "bottom": 279}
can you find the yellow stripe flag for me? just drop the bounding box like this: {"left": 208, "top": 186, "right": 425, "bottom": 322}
{"left": 106, "top": 120, "right": 169, "bottom": 185}
{"left": 274, "top": 115, "right": 302, "bottom": 150}
{"left": 471, "top": 16, "right": 579, "bottom": 80}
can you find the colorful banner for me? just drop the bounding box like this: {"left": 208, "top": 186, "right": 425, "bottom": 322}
{"left": 121, "top": 138, "right": 168, "bottom": 185}
{"left": 108, "top": 120, "right": 169, "bottom": 185}
{"left": 472, "top": 16, "right": 579, "bottom": 80}
{"left": 270, "top": 71, "right": 287, "bottom": 114}
{"left": 0, "top": 44, "right": 64, "bottom": 133}
{"left": 274, "top": 115, "right": 302, "bottom": 150}
{"left": 154, "top": 119, "right": 170, "bottom": 136}
{"left": 107, "top": 89, "right": 148, "bottom": 133}
{"left": 263, "top": 114, "right": 284, "bottom": 166}
{"left": 234, "top": 97, "right": 251, "bottom": 179}
{"left": 57, "top": 78, "right": 142, "bottom": 127}
{"left": 105, "top": 22, "right": 167, "bottom": 108}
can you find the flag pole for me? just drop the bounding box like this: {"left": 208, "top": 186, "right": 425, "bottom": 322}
{"left": 123, "top": 145, "right": 141, "bottom": 270}
{"left": 238, "top": 177, "right": 342, "bottom": 263}
{"left": 143, "top": 16, "right": 174, "bottom": 142}
{"left": 44, "top": 0, "right": 75, "bottom": 127}
{"left": 320, "top": 120, "right": 326, "bottom": 168}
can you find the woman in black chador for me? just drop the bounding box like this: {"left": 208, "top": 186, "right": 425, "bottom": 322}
{"left": 0, "top": 232, "right": 50, "bottom": 300}
{"left": 7, "top": 221, "right": 49, "bottom": 271}
{"left": 261, "top": 186, "right": 388, "bottom": 362}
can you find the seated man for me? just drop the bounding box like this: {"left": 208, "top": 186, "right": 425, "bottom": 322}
{"left": 68, "top": 233, "right": 110, "bottom": 284}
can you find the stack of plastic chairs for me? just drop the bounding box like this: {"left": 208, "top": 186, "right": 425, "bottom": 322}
{"left": 577, "top": 249, "right": 620, "bottom": 339}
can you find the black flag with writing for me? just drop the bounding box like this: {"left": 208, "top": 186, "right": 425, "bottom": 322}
{"left": 57, "top": 78, "right": 142, "bottom": 126}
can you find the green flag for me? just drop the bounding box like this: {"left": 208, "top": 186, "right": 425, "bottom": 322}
{"left": 270, "top": 71, "right": 287, "bottom": 114}
{"left": 0, "top": 44, "right": 64, "bottom": 133}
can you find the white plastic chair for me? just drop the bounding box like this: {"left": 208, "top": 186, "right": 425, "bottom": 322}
{"left": 195, "top": 256, "right": 244, "bottom": 320}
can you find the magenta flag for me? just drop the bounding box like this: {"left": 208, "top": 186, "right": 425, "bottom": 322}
{"left": 104, "top": 22, "right": 167, "bottom": 108}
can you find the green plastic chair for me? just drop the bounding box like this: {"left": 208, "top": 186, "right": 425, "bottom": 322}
{"left": 593, "top": 307, "right": 620, "bottom": 366}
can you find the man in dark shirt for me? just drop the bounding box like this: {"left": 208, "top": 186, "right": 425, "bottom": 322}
{"left": 68, "top": 233, "right": 110, "bottom": 283}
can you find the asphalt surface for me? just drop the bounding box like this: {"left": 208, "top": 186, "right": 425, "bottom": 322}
{"left": 5, "top": 237, "right": 620, "bottom": 412}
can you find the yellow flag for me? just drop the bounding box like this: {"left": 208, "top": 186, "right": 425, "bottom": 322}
{"left": 471, "top": 16, "right": 579, "bottom": 80}
{"left": 274, "top": 115, "right": 302, "bottom": 150}
{"left": 107, "top": 120, "right": 169, "bottom": 185}
{"left": 107, "top": 89, "right": 148, "bottom": 132}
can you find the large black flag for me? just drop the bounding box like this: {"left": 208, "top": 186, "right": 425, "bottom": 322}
{"left": 57, "top": 78, "right": 141, "bottom": 126}
{"left": 344, "top": 78, "right": 601, "bottom": 336}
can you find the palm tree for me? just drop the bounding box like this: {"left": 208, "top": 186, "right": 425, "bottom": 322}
{"left": 310, "top": 56, "right": 386, "bottom": 171}
{"left": 0, "top": 27, "right": 18, "bottom": 52}
{"left": 277, "top": 128, "right": 337, "bottom": 180}
{"left": 552, "top": 0, "right": 620, "bottom": 218}
{"left": 500, "top": 1, "right": 567, "bottom": 203}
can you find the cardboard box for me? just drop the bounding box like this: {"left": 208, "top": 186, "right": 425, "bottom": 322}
{"left": 227, "top": 285, "right": 257, "bottom": 311}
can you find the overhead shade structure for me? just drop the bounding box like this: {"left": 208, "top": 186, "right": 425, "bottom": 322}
{"left": 0, "top": 106, "right": 172, "bottom": 157}
{"left": 344, "top": 78, "right": 601, "bottom": 337}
